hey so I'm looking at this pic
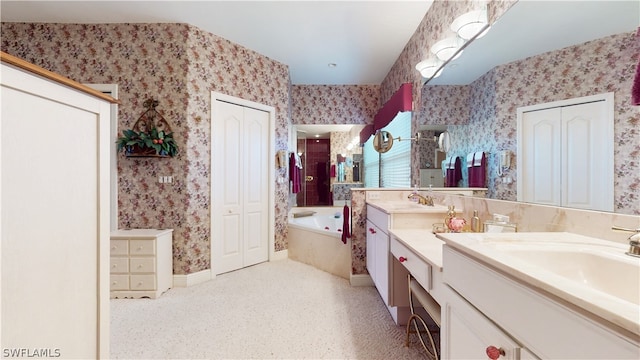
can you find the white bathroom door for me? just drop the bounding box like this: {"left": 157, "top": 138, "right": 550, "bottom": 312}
{"left": 212, "top": 100, "right": 269, "bottom": 274}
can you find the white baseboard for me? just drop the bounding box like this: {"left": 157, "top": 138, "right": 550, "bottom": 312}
{"left": 350, "top": 273, "right": 374, "bottom": 287}
{"left": 271, "top": 249, "right": 288, "bottom": 261}
{"left": 173, "top": 269, "right": 212, "bottom": 287}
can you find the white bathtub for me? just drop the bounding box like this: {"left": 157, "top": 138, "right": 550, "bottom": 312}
{"left": 288, "top": 206, "right": 351, "bottom": 279}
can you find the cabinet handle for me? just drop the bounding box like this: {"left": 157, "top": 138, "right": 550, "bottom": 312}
{"left": 369, "top": 228, "right": 376, "bottom": 234}
{"left": 399, "top": 256, "right": 407, "bottom": 263}
{"left": 486, "top": 346, "right": 505, "bottom": 360}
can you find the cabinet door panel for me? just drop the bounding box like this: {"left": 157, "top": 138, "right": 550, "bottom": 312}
{"left": 442, "top": 286, "right": 521, "bottom": 360}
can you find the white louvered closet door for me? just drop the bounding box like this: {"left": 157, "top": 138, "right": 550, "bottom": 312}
{"left": 518, "top": 94, "right": 613, "bottom": 212}
{"left": 212, "top": 100, "right": 269, "bottom": 275}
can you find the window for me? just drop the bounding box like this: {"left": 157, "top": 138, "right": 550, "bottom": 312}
{"left": 363, "top": 136, "right": 380, "bottom": 187}
{"left": 363, "top": 111, "right": 412, "bottom": 188}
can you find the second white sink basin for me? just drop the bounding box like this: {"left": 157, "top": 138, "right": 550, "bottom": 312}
{"left": 486, "top": 244, "right": 639, "bottom": 305}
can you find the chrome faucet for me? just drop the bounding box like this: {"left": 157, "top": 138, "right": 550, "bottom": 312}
{"left": 407, "top": 193, "right": 434, "bottom": 206}
{"left": 612, "top": 225, "right": 640, "bottom": 257}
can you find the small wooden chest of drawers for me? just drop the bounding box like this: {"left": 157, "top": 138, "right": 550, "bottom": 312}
{"left": 110, "top": 229, "right": 173, "bottom": 299}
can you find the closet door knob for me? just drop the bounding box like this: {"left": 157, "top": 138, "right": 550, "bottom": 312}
{"left": 399, "top": 256, "right": 407, "bottom": 263}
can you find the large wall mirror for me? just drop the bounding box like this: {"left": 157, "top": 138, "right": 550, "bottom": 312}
{"left": 419, "top": 0, "right": 639, "bottom": 215}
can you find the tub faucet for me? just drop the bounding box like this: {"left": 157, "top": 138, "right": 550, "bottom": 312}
{"left": 612, "top": 225, "right": 640, "bottom": 257}
{"left": 407, "top": 193, "right": 434, "bottom": 206}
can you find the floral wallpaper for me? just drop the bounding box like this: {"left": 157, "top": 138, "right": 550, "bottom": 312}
{"left": 1, "top": 22, "right": 291, "bottom": 274}
{"left": 420, "top": 31, "right": 640, "bottom": 215}
{"left": 347, "top": 0, "right": 516, "bottom": 275}
{"left": 291, "top": 85, "right": 380, "bottom": 125}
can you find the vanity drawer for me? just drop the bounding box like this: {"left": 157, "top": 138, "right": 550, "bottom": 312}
{"left": 129, "top": 239, "right": 155, "bottom": 255}
{"left": 110, "top": 240, "right": 129, "bottom": 256}
{"left": 110, "top": 275, "right": 129, "bottom": 290}
{"left": 110, "top": 257, "right": 129, "bottom": 273}
{"left": 367, "top": 205, "right": 389, "bottom": 234}
{"left": 390, "top": 235, "right": 431, "bottom": 291}
{"left": 130, "top": 257, "right": 156, "bottom": 273}
{"left": 130, "top": 275, "right": 156, "bottom": 290}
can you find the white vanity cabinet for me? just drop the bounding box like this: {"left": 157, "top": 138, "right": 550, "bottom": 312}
{"left": 442, "top": 245, "right": 639, "bottom": 359}
{"left": 110, "top": 229, "right": 174, "bottom": 299}
{"left": 366, "top": 205, "right": 410, "bottom": 324}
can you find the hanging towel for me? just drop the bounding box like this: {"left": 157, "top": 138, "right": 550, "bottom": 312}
{"left": 341, "top": 203, "right": 351, "bottom": 244}
{"left": 632, "top": 27, "right": 640, "bottom": 106}
{"left": 445, "top": 156, "right": 462, "bottom": 187}
{"left": 330, "top": 164, "right": 336, "bottom": 178}
{"left": 468, "top": 152, "right": 487, "bottom": 188}
{"left": 289, "top": 153, "right": 302, "bottom": 194}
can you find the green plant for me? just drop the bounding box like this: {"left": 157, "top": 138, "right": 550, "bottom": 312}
{"left": 116, "top": 127, "right": 178, "bottom": 157}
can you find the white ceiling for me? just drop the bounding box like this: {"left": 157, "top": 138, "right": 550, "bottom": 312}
{"left": 0, "top": 0, "right": 433, "bottom": 85}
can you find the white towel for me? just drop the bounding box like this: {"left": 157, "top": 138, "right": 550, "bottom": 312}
{"left": 466, "top": 153, "right": 474, "bottom": 168}
{"left": 466, "top": 152, "right": 485, "bottom": 167}
{"left": 295, "top": 154, "right": 303, "bottom": 169}
{"left": 473, "top": 151, "right": 484, "bottom": 166}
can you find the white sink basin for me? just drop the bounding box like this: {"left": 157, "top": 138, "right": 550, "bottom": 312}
{"left": 485, "top": 243, "right": 639, "bottom": 305}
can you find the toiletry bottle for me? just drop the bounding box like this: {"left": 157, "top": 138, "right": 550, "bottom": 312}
{"left": 471, "top": 210, "right": 481, "bottom": 232}
{"left": 410, "top": 184, "right": 419, "bottom": 202}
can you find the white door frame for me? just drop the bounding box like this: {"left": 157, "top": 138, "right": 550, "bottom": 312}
{"left": 210, "top": 91, "right": 275, "bottom": 277}
{"left": 85, "top": 83, "right": 119, "bottom": 230}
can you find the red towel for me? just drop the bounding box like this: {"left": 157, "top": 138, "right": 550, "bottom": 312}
{"left": 445, "top": 157, "right": 462, "bottom": 187}
{"left": 632, "top": 27, "right": 640, "bottom": 106}
{"left": 468, "top": 152, "right": 486, "bottom": 187}
{"left": 289, "top": 153, "right": 301, "bottom": 193}
{"left": 341, "top": 204, "right": 350, "bottom": 244}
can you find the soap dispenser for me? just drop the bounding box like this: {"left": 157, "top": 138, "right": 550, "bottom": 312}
{"left": 445, "top": 205, "right": 456, "bottom": 227}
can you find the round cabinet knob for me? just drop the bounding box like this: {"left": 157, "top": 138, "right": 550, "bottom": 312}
{"left": 399, "top": 256, "right": 407, "bottom": 263}
{"left": 486, "top": 346, "right": 505, "bottom": 360}
{"left": 369, "top": 228, "right": 376, "bottom": 234}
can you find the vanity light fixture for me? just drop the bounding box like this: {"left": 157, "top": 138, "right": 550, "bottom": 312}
{"left": 451, "top": 9, "right": 489, "bottom": 40}
{"left": 415, "top": 58, "right": 443, "bottom": 79}
{"left": 430, "top": 36, "right": 465, "bottom": 62}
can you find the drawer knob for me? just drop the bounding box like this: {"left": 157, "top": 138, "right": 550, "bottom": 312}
{"left": 399, "top": 256, "right": 407, "bottom": 263}
{"left": 369, "top": 228, "right": 376, "bottom": 234}
{"left": 486, "top": 346, "right": 505, "bottom": 359}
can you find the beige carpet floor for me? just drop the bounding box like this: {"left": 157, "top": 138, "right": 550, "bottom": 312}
{"left": 110, "top": 259, "right": 429, "bottom": 359}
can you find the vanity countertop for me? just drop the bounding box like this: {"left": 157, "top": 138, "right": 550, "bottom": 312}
{"left": 388, "top": 228, "right": 445, "bottom": 271}
{"left": 435, "top": 231, "right": 640, "bottom": 337}
{"left": 366, "top": 200, "right": 451, "bottom": 214}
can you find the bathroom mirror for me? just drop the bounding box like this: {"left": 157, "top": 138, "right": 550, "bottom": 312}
{"left": 373, "top": 130, "right": 394, "bottom": 153}
{"left": 419, "top": 0, "right": 639, "bottom": 214}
